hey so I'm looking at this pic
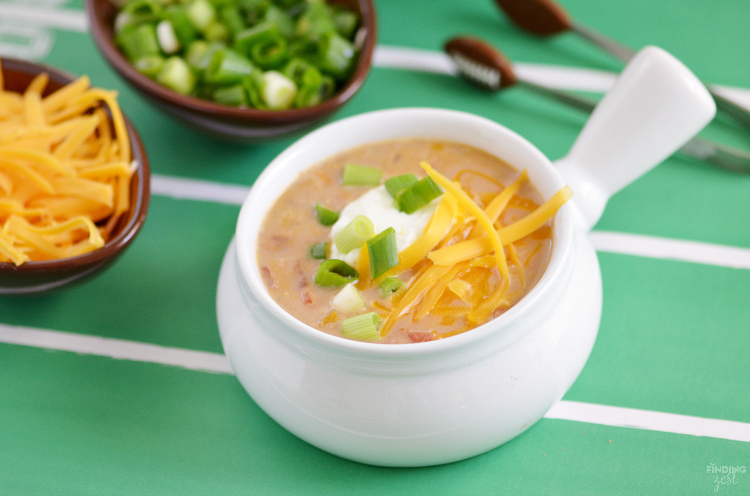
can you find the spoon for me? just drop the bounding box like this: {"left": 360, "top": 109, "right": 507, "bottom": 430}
{"left": 444, "top": 36, "right": 750, "bottom": 174}
{"left": 492, "top": 0, "right": 750, "bottom": 132}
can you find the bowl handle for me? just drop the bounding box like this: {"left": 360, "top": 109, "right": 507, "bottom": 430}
{"left": 554, "top": 46, "right": 715, "bottom": 231}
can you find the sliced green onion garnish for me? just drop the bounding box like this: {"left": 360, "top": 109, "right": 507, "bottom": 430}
{"left": 264, "top": 5, "right": 295, "bottom": 37}
{"left": 185, "top": 0, "right": 216, "bottom": 32}
{"left": 384, "top": 174, "right": 418, "bottom": 198}
{"left": 319, "top": 31, "right": 356, "bottom": 81}
{"left": 242, "top": 70, "right": 267, "bottom": 109}
{"left": 235, "top": 21, "right": 289, "bottom": 70}
{"left": 333, "top": 9, "right": 359, "bottom": 38}
{"left": 394, "top": 176, "right": 443, "bottom": 214}
{"left": 296, "top": 1, "right": 337, "bottom": 38}
{"left": 332, "top": 283, "right": 365, "bottom": 314}
{"left": 213, "top": 84, "right": 247, "bottom": 106}
{"left": 262, "top": 71, "right": 297, "bottom": 110}
{"left": 314, "top": 259, "right": 359, "bottom": 287}
{"left": 156, "top": 56, "right": 196, "bottom": 95}
{"left": 156, "top": 20, "right": 181, "bottom": 54}
{"left": 163, "top": 6, "right": 198, "bottom": 47}
{"left": 205, "top": 20, "right": 230, "bottom": 43}
{"left": 340, "top": 312, "right": 380, "bottom": 341}
{"left": 367, "top": 227, "right": 398, "bottom": 279}
{"left": 310, "top": 242, "right": 327, "bottom": 260}
{"left": 205, "top": 48, "right": 255, "bottom": 85}
{"left": 380, "top": 276, "right": 404, "bottom": 298}
{"left": 341, "top": 164, "right": 382, "bottom": 186}
{"left": 116, "top": 24, "right": 160, "bottom": 61}
{"left": 334, "top": 215, "right": 374, "bottom": 254}
{"left": 218, "top": 5, "right": 245, "bottom": 37}
{"left": 133, "top": 54, "right": 165, "bottom": 78}
{"left": 123, "top": 0, "right": 162, "bottom": 23}
{"left": 315, "top": 203, "right": 339, "bottom": 226}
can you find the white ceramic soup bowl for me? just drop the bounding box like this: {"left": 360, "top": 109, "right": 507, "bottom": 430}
{"left": 217, "top": 46, "right": 715, "bottom": 466}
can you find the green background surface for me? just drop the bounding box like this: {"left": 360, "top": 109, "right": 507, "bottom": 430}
{"left": 1, "top": 0, "right": 749, "bottom": 494}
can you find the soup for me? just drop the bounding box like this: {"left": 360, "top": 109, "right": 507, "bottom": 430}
{"left": 256, "top": 138, "right": 570, "bottom": 344}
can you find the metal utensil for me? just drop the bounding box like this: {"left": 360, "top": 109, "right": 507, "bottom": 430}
{"left": 493, "top": 0, "right": 750, "bottom": 132}
{"left": 444, "top": 36, "right": 750, "bottom": 174}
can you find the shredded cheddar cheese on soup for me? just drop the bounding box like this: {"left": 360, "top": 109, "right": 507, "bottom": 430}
{"left": 373, "top": 162, "right": 572, "bottom": 338}
{"left": 0, "top": 58, "right": 133, "bottom": 265}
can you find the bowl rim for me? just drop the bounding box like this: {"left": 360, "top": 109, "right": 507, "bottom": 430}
{"left": 84, "top": 0, "right": 378, "bottom": 124}
{"left": 0, "top": 57, "right": 150, "bottom": 276}
{"left": 235, "top": 107, "right": 575, "bottom": 358}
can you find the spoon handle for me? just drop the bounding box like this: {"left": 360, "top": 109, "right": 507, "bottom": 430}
{"left": 570, "top": 22, "right": 635, "bottom": 63}
{"left": 519, "top": 79, "right": 750, "bottom": 174}
{"left": 554, "top": 46, "right": 715, "bottom": 230}
{"left": 569, "top": 22, "right": 750, "bottom": 132}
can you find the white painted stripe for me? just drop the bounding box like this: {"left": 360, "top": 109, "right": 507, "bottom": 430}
{"left": 0, "top": 4, "right": 88, "bottom": 33}
{"left": 589, "top": 231, "right": 750, "bottom": 270}
{"left": 374, "top": 45, "right": 458, "bottom": 76}
{"left": 0, "top": 323, "right": 234, "bottom": 374}
{"left": 545, "top": 400, "right": 750, "bottom": 443}
{"left": 2, "top": 323, "right": 748, "bottom": 442}
{"left": 151, "top": 174, "right": 249, "bottom": 205}
{"left": 513, "top": 62, "right": 617, "bottom": 92}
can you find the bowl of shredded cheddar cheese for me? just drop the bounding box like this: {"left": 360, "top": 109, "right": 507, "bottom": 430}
{"left": 0, "top": 57, "right": 150, "bottom": 294}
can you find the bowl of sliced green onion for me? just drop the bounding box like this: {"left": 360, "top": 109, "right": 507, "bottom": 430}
{"left": 85, "top": 0, "right": 376, "bottom": 142}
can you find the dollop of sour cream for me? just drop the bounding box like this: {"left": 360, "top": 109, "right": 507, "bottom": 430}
{"left": 329, "top": 185, "right": 440, "bottom": 266}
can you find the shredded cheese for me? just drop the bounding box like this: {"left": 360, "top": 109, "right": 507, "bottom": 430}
{"left": 0, "top": 59, "right": 133, "bottom": 265}
{"left": 427, "top": 186, "right": 573, "bottom": 266}
{"left": 421, "top": 161, "right": 510, "bottom": 282}
{"left": 372, "top": 163, "right": 571, "bottom": 339}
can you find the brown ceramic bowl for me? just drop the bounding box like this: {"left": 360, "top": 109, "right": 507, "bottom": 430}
{"left": 0, "top": 58, "right": 150, "bottom": 295}
{"left": 85, "top": 0, "right": 377, "bottom": 142}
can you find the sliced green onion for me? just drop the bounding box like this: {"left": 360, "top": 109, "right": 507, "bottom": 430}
{"left": 186, "top": 41, "right": 224, "bottom": 73}
{"left": 283, "top": 58, "right": 325, "bottom": 108}
{"left": 394, "top": 176, "right": 443, "bottom": 214}
{"left": 296, "top": 1, "right": 336, "bottom": 38}
{"left": 380, "top": 276, "right": 404, "bottom": 298}
{"left": 318, "top": 31, "right": 356, "bottom": 81}
{"left": 156, "top": 20, "right": 181, "bottom": 54}
{"left": 334, "top": 215, "right": 374, "bottom": 254}
{"left": 133, "top": 54, "right": 165, "bottom": 78}
{"left": 367, "top": 227, "right": 398, "bottom": 279}
{"left": 238, "top": 0, "right": 269, "bottom": 25}
{"left": 242, "top": 70, "right": 267, "bottom": 109}
{"left": 262, "top": 70, "right": 297, "bottom": 110}
{"left": 333, "top": 9, "right": 358, "bottom": 39}
{"left": 340, "top": 312, "right": 380, "bottom": 341}
{"left": 185, "top": 0, "right": 216, "bottom": 32}
{"left": 205, "top": 48, "right": 255, "bottom": 85}
{"left": 310, "top": 242, "right": 327, "bottom": 260}
{"left": 384, "top": 174, "right": 417, "bottom": 198}
{"left": 218, "top": 5, "right": 245, "bottom": 37}
{"left": 114, "top": 11, "right": 134, "bottom": 34}
{"left": 332, "top": 283, "right": 365, "bottom": 313}
{"left": 235, "top": 21, "right": 289, "bottom": 70}
{"left": 213, "top": 84, "right": 247, "bottom": 106}
{"left": 341, "top": 164, "right": 381, "bottom": 186}
{"left": 314, "top": 259, "right": 358, "bottom": 287}
{"left": 162, "top": 7, "right": 198, "bottom": 47}
{"left": 123, "top": 0, "right": 162, "bottom": 23}
{"left": 156, "top": 56, "right": 196, "bottom": 95}
{"left": 116, "top": 24, "right": 160, "bottom": 62}
{"left": 205, "top": 20, "right": 230, "bottom": 42}
{"left": 315, "top": 203, "right": 339, "bottom": 226}
{"left": 265, "top": 5, "right": 295, "bottom": 37}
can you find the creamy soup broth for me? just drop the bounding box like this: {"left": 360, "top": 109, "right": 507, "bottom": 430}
{"left": 256, "top": 139, "right": 553, "bottom": 344}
